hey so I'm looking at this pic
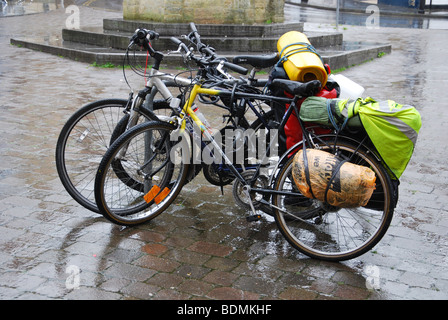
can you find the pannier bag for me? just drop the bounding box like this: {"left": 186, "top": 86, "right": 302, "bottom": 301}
{"left": 284, "top": 89, "right": 337, "bottom": 151}
{"left": 292, "top": 149, "right": 377, "bottom": 208}
{"left": 299, "top": 96, "right": 422, "bottom": 178}
{"left": 277, "top": 31, "right": 328, "bottom": 87}
{"left": 299, "top": 96, "right": 362, "bottom": 129}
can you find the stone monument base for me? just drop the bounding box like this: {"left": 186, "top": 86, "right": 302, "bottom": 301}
{"left": 123, "top": 0, "right": 284, "bottom": 24}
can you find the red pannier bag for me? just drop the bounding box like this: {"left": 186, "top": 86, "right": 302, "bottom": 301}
{"left": 284, "top": 87, "right": 338, "bottom": 150}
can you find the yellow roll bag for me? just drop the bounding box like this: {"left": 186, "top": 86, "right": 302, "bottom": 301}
{"left": 277, "top": 31, "right": 328, "bottom": 87}
{"left": 291, "top": 149, "right": 376, "bottom": 208}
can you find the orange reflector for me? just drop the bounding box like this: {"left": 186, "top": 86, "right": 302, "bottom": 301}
{"left": 154, "top": 187, "right": 170, "bottom": 204}
{"left": 143, "top": 185, "right": 160, "bottom": 204}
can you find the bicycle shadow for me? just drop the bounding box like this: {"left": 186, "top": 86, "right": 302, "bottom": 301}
{"left": 55, "top": 215, "right": 150, "bottom": 293}
{"left": 55, "top": 201, "right": 384, "bottom": 299}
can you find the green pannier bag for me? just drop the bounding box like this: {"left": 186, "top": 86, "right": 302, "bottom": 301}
{"left": 300, "top": 96, "right": 422, "bottom": 178}
{"left": 299, "top": 96, "right": 362, "bottom": 129}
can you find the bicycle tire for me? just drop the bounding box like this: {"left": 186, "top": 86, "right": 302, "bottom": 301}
{"left": 202, "top": 110, "right": 277, "bottom": 187}
{"left": 273, "top": 138, "right": 394, "bottom": 261}
{"left": 55, "top": 98, "right": 171, "bottom": 213}
{"left": 94, "top": 121, "right": 190, "bottom": 226}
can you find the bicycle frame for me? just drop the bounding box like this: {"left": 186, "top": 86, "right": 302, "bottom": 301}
{"left": 125, "top": 67, "right": 193, "bottom": 128}
{"left": 172, "top": 81, "right": 303, "bottom": 214}
{"left": 120, "top": 28, "right": 326, "bottom": 216}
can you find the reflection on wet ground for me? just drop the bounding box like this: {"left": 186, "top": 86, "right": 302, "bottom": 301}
{"left": 2, "top": 0, "right": 447, "bottom": 30}
{"left": 0, "top": 0, "right": 123, "bottom": 17}
{"left": 285, "top": 3, "right": 448, "bottom": 30}
{"left": 0, "top": 0, "right": 56, "bottom": 17}
{"left": 285, "top": 4, "right": 448, "bottom": 29}
{"left": 1, "top": 4, "right": 447, "bottom": 301}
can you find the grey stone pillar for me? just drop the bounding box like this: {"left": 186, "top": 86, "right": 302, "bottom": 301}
{"left": 123, "top": 0, "right": 284, "bottom": 24}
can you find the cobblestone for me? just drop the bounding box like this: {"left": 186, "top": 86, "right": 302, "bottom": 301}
{"left": 0, "top": 6, "right": 447, "bottom": 302}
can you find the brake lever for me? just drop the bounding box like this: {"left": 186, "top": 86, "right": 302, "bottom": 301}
{"left": 216, "top": 61, "right": 233, "bottom": 80}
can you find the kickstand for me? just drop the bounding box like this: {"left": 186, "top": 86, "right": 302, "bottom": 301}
{"left": 242, "top": 186, "right": 261, "bottom": 222}
{"left": 219, "top": 174, "right": 224, "bottom": 196}
{"left": 246, "top": 214, "right": 262, "bottom": 222}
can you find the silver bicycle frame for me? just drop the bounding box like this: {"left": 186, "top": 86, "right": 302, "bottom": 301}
{"left": 127, "top": 68, "right": 194, "bottom": 128}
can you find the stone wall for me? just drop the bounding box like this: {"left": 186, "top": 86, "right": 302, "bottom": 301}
{"left": 123, "top": 0, "right": 284, "bottom": 24}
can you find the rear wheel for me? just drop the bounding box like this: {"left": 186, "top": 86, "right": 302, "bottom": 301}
{"left": 273, "top": 139, "right": 394, "bottom": 261}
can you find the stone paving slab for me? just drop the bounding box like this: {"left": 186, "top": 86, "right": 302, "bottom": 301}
{"left": 0, "top": 6, "right": 447, "bottom": 302}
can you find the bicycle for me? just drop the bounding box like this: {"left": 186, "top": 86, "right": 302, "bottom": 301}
{"left": 94, "top": 31, "right": 396, "bottom": 261}
{"left": 55, "top": 24, "right": 274, "bottom": 214}
{"left": 55, "top": 29, "right": 181, "bottom": 213}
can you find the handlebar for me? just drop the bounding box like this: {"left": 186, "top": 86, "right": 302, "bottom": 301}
{"left": 135, "top": 29, "right": 159, "bottom": 41}
{"left": 188, "top": 23, "right": 247, "bottom": 75}
{"left": 129, "top": 28, "right": 165, "bottom": 70}
{"left": 220, "top": 61, "right": 248, "bottom": 75}
{"left": 170, "top": 36, "right": 190, "bottom": 54}
{"left": 188, "top": 22, "right": 215, "bottom": 58}
{"left": 170, "top": 31, "right": 248, "bottom": 75}
{"left": 130, "top": 28, "right": 160, "bottom": 56}
{"left": 129, "top": 26, "right": 248, "bottom": 75}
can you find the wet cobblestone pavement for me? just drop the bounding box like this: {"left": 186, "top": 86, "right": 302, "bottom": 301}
{"left": 0, "top": 6, "right": 447, "bottom": 301}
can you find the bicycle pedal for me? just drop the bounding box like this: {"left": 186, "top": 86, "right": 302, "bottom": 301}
{"left": 246, "top": 214, "right": 262, "bottom": 222}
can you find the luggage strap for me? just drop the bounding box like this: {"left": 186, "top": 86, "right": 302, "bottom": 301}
{"left": 302, "top": 134, "right": 316, "bottom": 200}
{"left": 323, "top": 159, "right": 347, "bottom": 204}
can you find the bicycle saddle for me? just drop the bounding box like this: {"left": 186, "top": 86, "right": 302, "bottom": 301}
{"left": 233, "top": 53, "right": 279, "bottom": 69}
{"left": 271, "top": 79, "right": 322, "bottom": 97}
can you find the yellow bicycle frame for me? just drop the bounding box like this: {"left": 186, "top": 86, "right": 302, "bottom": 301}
{"left": 179, "top": 84, "right": 221, "bottom": 133}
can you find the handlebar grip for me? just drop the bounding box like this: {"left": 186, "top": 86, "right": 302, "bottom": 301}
{"left": 136, "top": 29, "right": 147, "bottom": 40}
{"left": 131, "top": 29, "right": 158, "bottom": 53}
{"left": 189, "top": 22, "right": 199, "bottom": 34}
{"left": 223, "top": 61, "right": 248, "bottom": 75}
{"left": 136, "top": 29, "right": 159, "bottom": 40}
{"left": 189, "top": 22, "right": 204, "bottom": 51}
{"left": 170, "top": 37, "right": 183, "bottom": 46}
{"left": 149, "top": 31, "right": 159, "bottom": 40}
{"left": 201, "top": 46, "right": 216, "bottom": 58}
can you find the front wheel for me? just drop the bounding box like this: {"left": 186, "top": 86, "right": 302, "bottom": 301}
{"left": 55, "top": 99, "right": 171, "bottom": 213}
{"left": 94, "top": 121, "right": 190, "bottom": 226}
{"left": 273, "top": 139, "right": 395, "bottom": 261}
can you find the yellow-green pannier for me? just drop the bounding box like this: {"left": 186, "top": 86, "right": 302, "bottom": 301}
{"left": 299, "top": 96, "right": 422, "bottom": 179}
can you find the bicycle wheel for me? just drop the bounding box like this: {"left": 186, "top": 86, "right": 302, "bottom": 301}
{"left": 55, "top": 98, "right": 172, "bottom": 213}
{"left": 94, "top": 121, "right": 190, "bottom": 226}
{"left": 202, "top": 110, "right": 276, "bottom": 187}
{"left": 273, "top": 138, "right": 394, "bottom": 261}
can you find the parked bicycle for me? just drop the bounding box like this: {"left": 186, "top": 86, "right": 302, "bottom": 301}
{"left": 94, "top": 32, "right": 396, "bottom": 262}
{"left": 55, "top": 23, "right": 275, "bottom": 214}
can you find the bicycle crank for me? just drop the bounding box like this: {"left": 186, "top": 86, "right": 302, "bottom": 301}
{"left": 232, "top": 170, "right": 269, "bottom": 212}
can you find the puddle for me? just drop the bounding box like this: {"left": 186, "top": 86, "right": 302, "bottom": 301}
{"left": 1, "top": 0, "right": 123, "bottom": 17}
{"left": 285, "top": 3, "right": 448, "bottom": 30}
{"left": 318, "top": 40, "right": 389, "bottom": 55}
{"left": 0, "top": 0, "right": 59, "bottom": 17}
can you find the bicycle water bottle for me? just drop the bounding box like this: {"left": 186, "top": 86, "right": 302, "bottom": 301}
{"left": 192, "top": 104, "right": 212, "bottom": 133}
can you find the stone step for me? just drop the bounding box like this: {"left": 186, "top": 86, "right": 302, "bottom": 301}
{"left": 10, "top": 35, "right": 390, "bottom": 71}
{"left": 60, "top": 28, "right": 343, "bottom": 53}
{"left": 9, "top": 17, "right": 391, "bottom": 71}
{"left": 102, "top": 18, "right": 305, "bottom": 38}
